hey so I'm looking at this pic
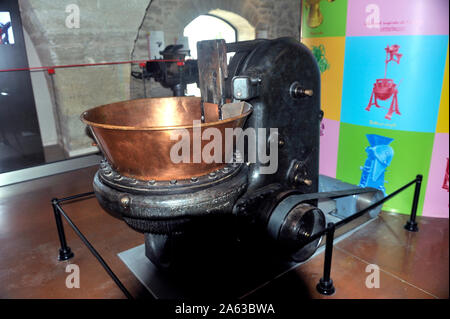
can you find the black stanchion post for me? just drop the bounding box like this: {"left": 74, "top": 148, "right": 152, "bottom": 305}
{"left": 54, "top": 204, "right": 133, "bottom": 299}
{"left": 404, "top": 174, "right": 422, "bottom": 232}
{"left": 51, "top": 198, "right": 74, "bottom": 261}
{"left": 316, "top": 222, "right": 336, "bottom": 295}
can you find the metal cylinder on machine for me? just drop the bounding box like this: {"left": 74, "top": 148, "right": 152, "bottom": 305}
{"left": 266, "top": 201, "right": 326, "bottom": 262}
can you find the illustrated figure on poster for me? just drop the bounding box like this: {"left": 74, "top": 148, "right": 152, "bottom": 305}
{"left": 304, "top": 0, "right": 335, "bottom": 28}
{"left": 0, "top": 21, "right": 11, "bottom": 45}
{"left": 443, "top": 157, "right": 449, "bottom": 192}
{"left": 312, "top": 44, "right": 330, "bottom": 73}
{"left": 366, "top": 44, "right": 403, "bottom": 120}
{"left": 359, "top": 134, "right": 394, "bottom": 195}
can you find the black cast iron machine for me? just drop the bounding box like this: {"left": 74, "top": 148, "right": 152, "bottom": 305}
{"left": 82, "top": 38, "right": 383, "bottom": 269}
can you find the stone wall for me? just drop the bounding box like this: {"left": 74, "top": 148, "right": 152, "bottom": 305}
{"left": 19, "top": 0, "right": 150, "bottom": 156}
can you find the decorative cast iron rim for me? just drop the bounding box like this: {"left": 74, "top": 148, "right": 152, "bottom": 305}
{"left": 97, "top": 152, "right": 247, "bottom": 194}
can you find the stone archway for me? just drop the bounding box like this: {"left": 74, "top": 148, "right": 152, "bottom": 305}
{"left": 208, "top": 9, "right": 255, "bottom": 41}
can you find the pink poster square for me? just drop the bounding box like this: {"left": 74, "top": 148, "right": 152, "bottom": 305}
{"left": 423, "top": 133, "right": 449, "bottom": 218}
{"left": 346, "top": 0, "right": 449, "bottom": 37}
{"left": 319, "top": 118, "right": 340, "bottom": 178}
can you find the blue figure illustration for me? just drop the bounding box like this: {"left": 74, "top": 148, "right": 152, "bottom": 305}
{"left": 359, "top": 134, "right": 394, "bottom": 195}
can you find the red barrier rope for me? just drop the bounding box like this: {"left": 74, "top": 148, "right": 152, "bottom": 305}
{"left": 0, "top": 59, "right": 185, "bottom": 73}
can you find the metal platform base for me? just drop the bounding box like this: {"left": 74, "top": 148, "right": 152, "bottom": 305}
{"left": 51, "top": 175, "right": 421, "bottom": 299}
{"left": 118, "top": 212, "right": 377, "bottom": 299}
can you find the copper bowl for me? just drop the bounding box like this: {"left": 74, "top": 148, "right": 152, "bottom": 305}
{"left": 81, "top": 97, "right": 252, "bottom": 181}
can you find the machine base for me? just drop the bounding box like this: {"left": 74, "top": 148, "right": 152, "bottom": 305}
{"left": 118, "top": 212, "right": 377, "bottom": 299}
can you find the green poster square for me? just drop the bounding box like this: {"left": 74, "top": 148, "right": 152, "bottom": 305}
{"left": 336, "top": 122, "right": 434, "bottom": 215}
{"left": 301, "top": 0, "right": 348, "bottom": 38}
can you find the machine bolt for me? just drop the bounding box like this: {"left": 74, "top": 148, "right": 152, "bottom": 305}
{"left": 190, "top": 177, "right": 198, "bottom": 183}
{"left": 209, "top": 172, "right": 216, "bottom": 178}
{"left": 290, "top": 82, "right": 314, "bottom": 99}
{"left": 318, "top": 110, "right": 324, "bottom": 120}
{"left": 120, "top": 196, "right": 130, "bottom": 208}
{"left": 170, "top": 180, "right": 178, "bottom": 185}
{"left": 148, "top": 180, "right": 156, "bottom": 185}
{"left": 294, "top": 175, "right": 313, "bottom": 186}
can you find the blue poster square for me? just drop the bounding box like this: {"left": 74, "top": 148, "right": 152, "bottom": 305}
{"left": 341, "top": 35, "right": 448, "bottom": 132}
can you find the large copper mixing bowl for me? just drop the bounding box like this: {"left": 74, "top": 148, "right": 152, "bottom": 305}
{"left": 81, "top": 97, "right": 252, "bottom": 181}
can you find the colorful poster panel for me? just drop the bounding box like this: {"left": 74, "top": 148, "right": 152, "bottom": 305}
{"left": 346, "top": 0, "right": 449, "bottom": 37}
{"left": 336, "top": 123, "right": 434, "bottom": 215}
{"left": 301, "top": 0, "right": 348, "bottom": 38}
{"left": 423, "top": 133, "right": 449, "bottom": 218}
{"left": 436, "top": 47, "right": 449, "bottom": 133}
{"left": 340, "top": 35, "right": 448, "bottom": 133}
{"left": 302, "top": 37, "right": 345, "bottom": 121}
{"left": 0, "top": 11, "right": 15, "bottom": 44}
{"left": 319, "top": 118, "right": 339, "bottom": 177}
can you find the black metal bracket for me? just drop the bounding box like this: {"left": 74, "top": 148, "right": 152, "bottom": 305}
{"left": 51, "top": 175, "right": 423, "bottom": 299}
{"left": 51, "top": 192, "right": 134, "bottom": 299}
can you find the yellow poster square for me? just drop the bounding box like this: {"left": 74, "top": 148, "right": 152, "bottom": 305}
{"left": 302, "top": 36, "right": 345, "bottom": 121}
{"left": 436, "top": 46, "right": 449, "bottom": 133}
